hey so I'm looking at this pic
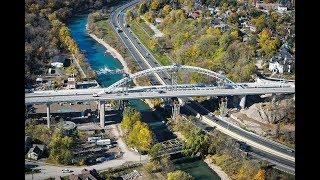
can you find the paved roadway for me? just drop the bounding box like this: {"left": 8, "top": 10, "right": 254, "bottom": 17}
{"left": 108, "top": 0, "right": 295, "bottom": 174}
{"left": 25, "top": 86, "right": 294, "bottom": 104}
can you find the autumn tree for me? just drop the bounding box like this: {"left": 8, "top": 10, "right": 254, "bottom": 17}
{"left": 151, "top": 0, "right": 160, "bottom": 11}
{"left": 120, "top": 107, "right": 142, "bottom": 134}
{"left": 206, "top": 27, "right": 222, "bottom": 37}
{"left": 254, "top": 169, "right": 266, "bottom": 180}
{"left": 144, "top": 11, "right": 155, "bottom": 23}
{"left": 127, "top": 121, "right": 153, "bottom": 152}
{"left": 258, "top": 29, "right": 280, "bottom": 57}
{"left": 163, "top": 5, "right": 172, "bottom": 16}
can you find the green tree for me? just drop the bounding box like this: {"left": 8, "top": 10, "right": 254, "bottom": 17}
{"left": 126, "top": 10, "right": 134, "bottom": 22}
{"left": 251, "top": 14, "right": 266, "bottom": 32}
{"left": 149, "top": 143, "right": 162, "bottom": 160}
{"left": 139, "top": 2, "right": 148, "bottom": 15}
{"left": 167, "top": 170, "right": 194, "bottom": 180}
{"left": 183, "top": 130, "right": 210, "bottom": 157}
{"left": 48, "top": 128, "right": 75, "bottom": 165}
{"left": 65, "top": 65, "right": 77, "bottom": 76}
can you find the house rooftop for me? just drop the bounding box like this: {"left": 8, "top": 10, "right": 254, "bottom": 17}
{"left": 69, "top": 169, "right": 102, "bottom": 180}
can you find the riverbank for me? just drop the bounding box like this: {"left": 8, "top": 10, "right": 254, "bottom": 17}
{"left": 87, "top": 28, "right": 131, "bottom": 75}
{"left": 86, "top": 23, "right": 157, "bottom": 109}
{"left": 204, "top": 157, "right": 231, "bottom": 180}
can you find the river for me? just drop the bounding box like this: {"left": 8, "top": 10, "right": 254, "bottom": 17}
{"left": 67, "top": 13, "right": 220, "bottom": 180}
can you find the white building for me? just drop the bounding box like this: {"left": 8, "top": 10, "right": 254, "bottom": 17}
{"left": 268, "top": 45, "right": 294, "bottom": 74}
{"left": 277, "top": 5, "right": 288, "bottom": 13}
{"left": 51, "top": 62, "right": 64, "bottom": 68}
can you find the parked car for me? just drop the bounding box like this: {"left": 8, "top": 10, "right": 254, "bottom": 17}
{"left": 62, "top": 169, "right": 73, "bottom": 173}
{"left": 96, "top": 157, "right": 107, "bottom": 163}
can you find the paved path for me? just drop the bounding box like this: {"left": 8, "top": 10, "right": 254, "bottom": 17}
{"left": 72, "top": 54, "right": 87, "bottom": 79}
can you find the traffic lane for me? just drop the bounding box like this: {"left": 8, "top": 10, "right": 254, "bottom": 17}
{"left": 26, "top": 88, "right": 294, "bottom": 105}
{"left": 186, "top": 99, "right": 295, "bottom": 157}
{"left": 113, "top": 0, "right": 295, "bottom": 164}
{"left": 250, "top": 147, "right": 295, "bottom": 168}
{"left": 209, "top": 116, "right": 295, "bottom": 158}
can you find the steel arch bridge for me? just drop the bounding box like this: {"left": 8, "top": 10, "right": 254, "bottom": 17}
{"left": 101, "top": 64, "right": 240, "bottom": 94}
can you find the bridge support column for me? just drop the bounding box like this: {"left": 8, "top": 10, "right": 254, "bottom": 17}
{"left": 46, "top": 103, "right": 51, "bottom": 128}
{"left": 239, "top": 95, "right": 246, "bottom": 109}
{"left": 99, "top": 101, "right": 105, "bottom": 128}
{"left": 271, "top": 94, "right": 276, "bottom": 104}
{"left": 172, "top": 100, "right": 180, "bottom": 120}
{"left": 118, "top": 100, "right": 123, "bottom": 110}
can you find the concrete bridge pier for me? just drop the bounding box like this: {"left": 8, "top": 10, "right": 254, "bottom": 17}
{"left": 118, "top": 100, "right": 123, "bottom": 110}
{"left": 99, "top": 101, "right": 105, "bottom": 128}
{"left": 172, "top": 100, "right": 180, "bottom": 120}
{"left": 46, "top": 103, "right": 51, "bottom": 128}
{"left": 239, "top": 95, "right": 246, "bottom": 109}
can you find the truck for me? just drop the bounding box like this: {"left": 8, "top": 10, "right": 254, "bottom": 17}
{"left": 87, "top": 137, "right": 101, "bottom": 143}
{"left": 96, "top": 139, "right": 111, "bottom": 146}
{"left": 123, "top": 23, "right": 129, "bottom": 27}
{"left": 116, "top": 27, "right": 122, "bottom": 32}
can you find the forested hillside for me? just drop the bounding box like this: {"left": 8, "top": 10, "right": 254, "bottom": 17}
{"left": 25, "top": 0, "right": 106, "bottom": 85}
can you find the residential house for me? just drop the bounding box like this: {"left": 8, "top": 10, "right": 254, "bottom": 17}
{"left": 279, "top": 0, "right": 293, "bottom": 10}
{"left": 27, "top": 144, "right": 46, "bottom": 160}
{"left": 69, "top": 169, "right": 102, "bottom": 180}
{"left": 255, "top": 2, "right": 278, "bottom": 12}
{"left": 194, "top": 0, "right": 203, "bottom": 8}
{"left": 121, "top": 170, "right": 142, "bottom": 180}
{"left": 242, "top": 21, "right": 256, "bottom": 32}
{"left": 268, "top": 44, "right": 294, "bottom": 74}
{"left": 208, "top": 5, "right": 215, "bottom": 15}
{"left": 277, "top": 4, "right": 287, "bottom": 13}
{"left": 189, "top": 10, "right": 201, "bottom": 19}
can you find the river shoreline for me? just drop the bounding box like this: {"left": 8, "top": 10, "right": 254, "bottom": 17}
{"left": 204, "top": 157, "right": 231, "bottom": 180}
{"left": 86, "top": 18, "right": 228, "bottom": 180}
{"left": 86, "top": 23, "right": 156, "bottom": 108}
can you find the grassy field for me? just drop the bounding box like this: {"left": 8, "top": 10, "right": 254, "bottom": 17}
{"left": 129, "top": 20, "right": 171, "bottom": 66}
